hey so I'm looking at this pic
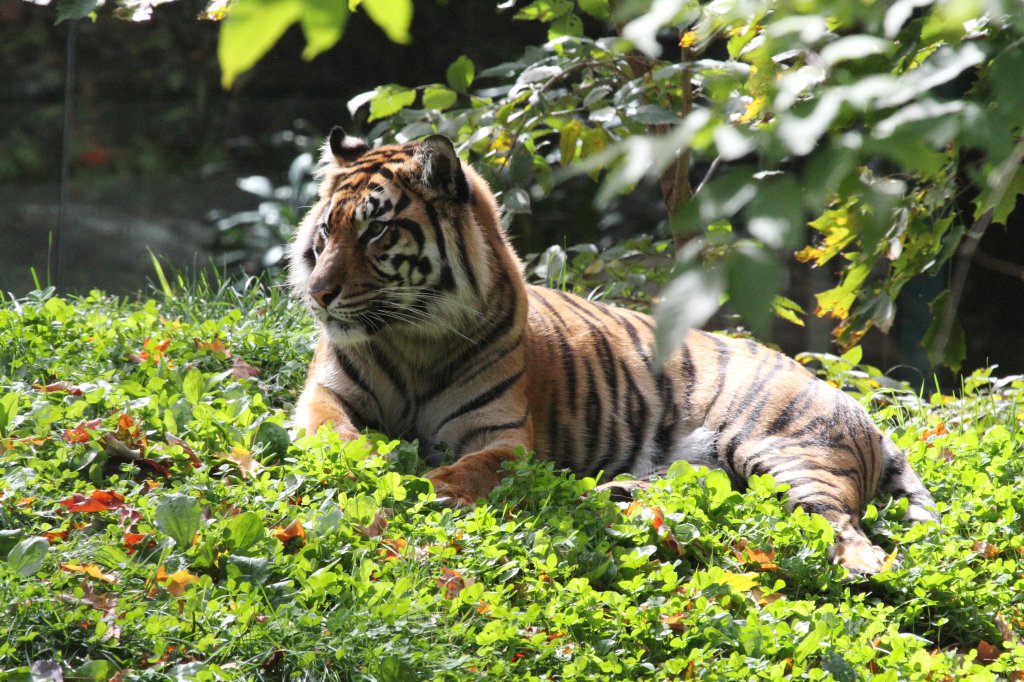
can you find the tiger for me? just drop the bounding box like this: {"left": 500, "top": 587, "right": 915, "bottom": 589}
{"left": 288, "top": 127, "right": 939, "bottom": 575}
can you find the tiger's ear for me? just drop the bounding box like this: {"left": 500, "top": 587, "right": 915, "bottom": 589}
{"left": 416, "top": 134, "right": 470, "bottom": 202}
{"left": 326, "top": 126, "right": 369, "bottom": 165}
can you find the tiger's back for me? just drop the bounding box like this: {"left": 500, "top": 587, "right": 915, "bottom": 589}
{"left": 290, "top": 128, "right": 937, "bottom": 575}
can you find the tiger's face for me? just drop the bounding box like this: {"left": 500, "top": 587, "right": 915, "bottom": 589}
{"left": 290, "top": 129, "right": 473, "bottom": 347}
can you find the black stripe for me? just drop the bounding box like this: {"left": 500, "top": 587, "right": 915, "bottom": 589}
{"left": 437, "top": 367, "right": 526, "bottom": 433}
{"left": 338, "top": 396, "right": 372, "bottom": 430}
{"left": 423, "top": 202, "right": 468, "bottom": 294}
{"left": 454, "top": 412, "right": 528, "bottom": 454}
{"left": 393, "top": 192, "right": 411, "bottom": 215}
{"left": 389, "top": 218, "right": 425, "bottom": 251}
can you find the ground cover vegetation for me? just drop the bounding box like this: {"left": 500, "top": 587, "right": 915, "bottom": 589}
{"left": 1, "top": 277, "right": 1023, "bottom": 680}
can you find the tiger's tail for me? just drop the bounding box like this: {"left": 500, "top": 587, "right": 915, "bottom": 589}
{"left": 879, "top": 437, "right": 940, "bottom": 524}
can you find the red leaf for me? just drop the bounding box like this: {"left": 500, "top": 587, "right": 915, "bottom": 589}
{"left": 43, "top": 529, "right": 69, "bottom": 544}
{"left": 194, "top": 337, "right": 229, "bottom": 355}
{"left": 58, "top": 489, "right": 126, "bottom": 513}
{"left": 62, "top": 418, "right": 102, "bottom": 443}
{"left": 229, "top": 357, "right": 261, "bottom": 380}
{"left": 166, "top": 433, "right": 203, "bottom": 468}
{"left": 920, "top": 422, "right": 949, "bottom": 441}
{"left": 272, "top": 518, "right": 306, "bottom": 545}
{"left": 972, "top": 541, "right": 1002, "bottom": 559}
{"left": 975, "top": 640, "right": 1000, "bottom": 665}
{"left": 437, "top": 566, "right": 467, "bottom": 600}
{"left": 36, "top": 381, "right": 84, "bottom": 396}
{"left": 379, "top": 538, "right": 407, "bottom": 561}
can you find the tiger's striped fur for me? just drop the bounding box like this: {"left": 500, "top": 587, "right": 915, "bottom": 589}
{"left": 289, "top": 128, "right": 938, "bottom": 574}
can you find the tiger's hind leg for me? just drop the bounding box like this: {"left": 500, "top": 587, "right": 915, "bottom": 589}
{"left": 878, "top": 438, "right": 940, "bottom": 524}
{"left": 737, "top": 440, "right": 892, "bottom": 575}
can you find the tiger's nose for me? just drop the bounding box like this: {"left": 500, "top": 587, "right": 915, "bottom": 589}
{"left": 309, "top": 285, "right": 340, "bottom": 308}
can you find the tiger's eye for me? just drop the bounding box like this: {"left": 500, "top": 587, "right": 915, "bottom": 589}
{"left": 366, "top": 221, "right": 388, "bottom": 240}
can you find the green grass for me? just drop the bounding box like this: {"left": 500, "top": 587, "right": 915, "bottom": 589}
{"left": 1, "top": 280, "right": 1023, "bottom": 681}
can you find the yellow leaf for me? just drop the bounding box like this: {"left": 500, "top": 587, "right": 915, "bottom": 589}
{"left": 221, "top": 445, "right": 264, "bottom": 478}
{"left": 61, "top": 563, "right": 118, "bottom": 583}
{"left": 157, "top": 566, "right": 201, "bottom": 596}
{"left": 716, "top": 571, "right": 760, "bottom": 592}
{"left": 679, "top": 31, "right": 697, "bottom": 48}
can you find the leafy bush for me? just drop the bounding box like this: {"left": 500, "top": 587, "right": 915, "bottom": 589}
{"left": 1, "top": 282, "right": 1023, "bottom": 680}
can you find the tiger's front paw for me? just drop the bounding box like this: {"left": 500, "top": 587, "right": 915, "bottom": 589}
{"left": 425, "top": 465, "right": 492, "bottom": 508}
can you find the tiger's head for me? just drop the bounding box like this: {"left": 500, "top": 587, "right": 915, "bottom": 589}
{"left": 289, "top": 128, "right": 506, "bottom": 347}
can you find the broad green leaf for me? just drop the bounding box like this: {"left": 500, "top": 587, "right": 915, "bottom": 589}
{"left": 7, "top": 536, "right": 48, "bottom": 577}
{"left": 0, "top": 391, "right": 19, "bottom": 437}
{"left": 446, "top": 55, "right": 475, "bottom": 94}
{"left": 253, "top": 420, "right": 290, "bottom": 459}
{"left": 841, "top": 345, "right": 863, "bottom": 366}
{"left": 576, "top": 0, "right": 609, "bottom": 19}
{"left": 814, "top": 262, "right": 870, "bottom": 320}
{"left": 368, "top": 85, "right": 416, "bottom": 122}
{"left": 223, "top": 511, "right": 265, "bottom": 552}
{"left": 422, "top": 85, "right": 458, "bottom": 112}
{"left": 549, "top": 12, "right": 583, "bottom": 39}
{"left": 514, "top": 0, "right": 573, "bottom": 21}
{"left": 361, "top": 0, "right": 412, "bottom": 44}
{"left": 344, "top": 493, "right": 378, "bottom": 527}
{"left": 745, "top": 175, "right": 803, "bottom": 250}
{"left": 770, "top": 296, "right": 805, "bottom": 327}
{"left": 975, "top": 163, "right": 1024, "bottom": 227}
{"left": 653, "top": 266, "right": 726, "bottom": 367}
{"left": 726, "top": 241, "right": 784, "bottom": 334}
{"left": 301, "top": 0, "right": 350, "bottom": 61}
{"left": 559, "top": 120, "right": 583, "bottom": 166}
{"left": 219, "top": 0, "right": 305, "bottom": 89}
{"left": 182, "top": 369, "right": 205, "bottom": 406}
{"left": 794, "top": 622, "right": 829, "bottom": 663}
{"left": 155, "top": 493, "right": 202, "bottom": 549}
{"left": 69, "top": 660, "right": 118, "bottom": 682}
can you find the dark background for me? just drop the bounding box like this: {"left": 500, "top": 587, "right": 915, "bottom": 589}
{"left": 1, "top": 0, "right": 1021, "bottom": 383}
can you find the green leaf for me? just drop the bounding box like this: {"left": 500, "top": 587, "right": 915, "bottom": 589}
{"left": 744, "top": 175, "right": 803, "bottom": 250}
{"left": 975, "top": 163, "right": 1024, "bottom": 227}
{"left": 446, "top": 55, "right": 475, "bottom": 94}
{"left": 0, "top": 391, "right": 19, "bottom": 437}
{"left": 253, "top": 421, "right": 290, "bottom": 460}
{"left": 559, "top": 120, "right": 583, "bottom": 166}
{"left": 300, "top": 0, "right": 350, "bottom": 61}
{"left": 368, "top": 85, "right": 417, "bottom": 122}
{"left": 549, "top": 12, "right": 583, "bottom": 39}
{"left": 182, "top": 369, "right": 205, "bottom": 406}
{"left": 422, "top": 85, "right": 458, "bottom": 112}
{"left": 794, "top": 622, "right": 829, "bottom": 663}
{"left": 770, "top": 296, "right": 805, "bottom": 327}
{"left": 219, "top": 0, "right": 305, "bottom": 89}
{"left": 922, "top": 290, "right": 967, "bottom": 371}
{"left": 149, "top": 251, "right": 173, "bottom": 300}
{"left": 55, "top": 0, "right": 100, "bottom": 23}
{"left": 577, "top": 0, "right": 609, "bottom": 19}
{"left": 360, "top": 0, "right": 412, "bottom": 44}
{"left": 7, "top": 536, "right": 48, "bottom": 577}
{"left": 344, "top": 493, "right": 378, "bottom": 527}
{"left": 69, "top": 660, "right": 118, "bottom": 682}
{"left": 726, "top": 241, "right": 784, "bottom": 334}
{"left": 515, "top": 0, "right": 573, "bottom": 21}
{"left": 223, "top": 511, "right": 265, "bottom": 552}
{"left": 155, "top": 494, "right": 202, "bottom": 549}
{"left": 653, "top": 266, "right": 726, "bottom": 367}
